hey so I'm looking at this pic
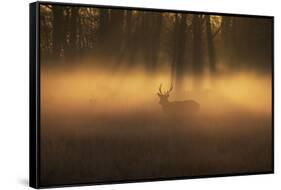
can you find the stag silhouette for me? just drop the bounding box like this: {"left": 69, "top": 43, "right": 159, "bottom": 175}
{"left": 157, "top": 84, "right": 200, "bottom": 115}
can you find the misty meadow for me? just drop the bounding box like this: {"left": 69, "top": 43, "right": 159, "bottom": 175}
{"left": 39, "top": 4, "right": 273, "bottom": 186}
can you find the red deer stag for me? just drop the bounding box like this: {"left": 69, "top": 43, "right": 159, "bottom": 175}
{"left": 157, "top": 84, "right": 200, "bottom": 115}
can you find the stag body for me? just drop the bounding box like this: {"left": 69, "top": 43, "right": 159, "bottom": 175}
{"left": 157, "top": 84, "right": 200, "bottom": 115}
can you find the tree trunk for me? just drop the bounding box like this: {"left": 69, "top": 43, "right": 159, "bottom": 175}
{"left": 109, "top": 9, "right": 125, "bottom": 56}
{"left": 52, "top": 6, "right": 64, "bottom": 60}
{"left": 67, "top": 7, "right": 79, "bottom": 59}
{"left": 192, "top": 15, "right": 204, "bottom": 90}
{"left": 175, "top": 14, "right": 187, "bottom": 91}
{"left": 98, "top": 9, "right": 110, "bottom": 48}
{"left": 206, "top": 15, "right": 217, "bottom": 74}
{"left": 144, "top": 12, "right": 163, "bottom": 72}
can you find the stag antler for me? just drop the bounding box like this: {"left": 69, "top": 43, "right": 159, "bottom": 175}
{"left": 159, "top": 84, "right": 163, "bottom": 95}
{"left": 165, "top": 84, "right": 173, "bottom": 95}
{"left": 158, "top": 83, "right": 173, "bottom": 96}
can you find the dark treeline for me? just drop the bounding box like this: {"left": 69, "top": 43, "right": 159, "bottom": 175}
{"left": 40, "top": 5, "right": 272, "bottom": 88}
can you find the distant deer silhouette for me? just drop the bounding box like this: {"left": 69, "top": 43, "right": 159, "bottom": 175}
{"left": 157, "top": 84, "right": 200, "bottom": 115}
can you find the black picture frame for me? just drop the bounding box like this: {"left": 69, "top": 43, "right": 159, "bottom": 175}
{"left": 30, "top": 1, "right": 274, "bottom": 188}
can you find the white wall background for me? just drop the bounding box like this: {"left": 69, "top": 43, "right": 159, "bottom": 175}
{"left": 0, "top": 0, "right": 279, "bottom": 189}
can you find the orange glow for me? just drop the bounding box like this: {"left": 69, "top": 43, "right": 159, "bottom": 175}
{"left": 41, "top": 63, "right": 271, "bottom": 116}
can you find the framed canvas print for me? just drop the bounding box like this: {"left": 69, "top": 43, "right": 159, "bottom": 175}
{"left": 30, "top": 1, "right": 274, "bottom": 188}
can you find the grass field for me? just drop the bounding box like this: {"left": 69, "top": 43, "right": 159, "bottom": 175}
{"left": 40, "top": 107, "right": 272, "bottom": 186}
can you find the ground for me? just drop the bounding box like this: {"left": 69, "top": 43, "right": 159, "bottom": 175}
{"left": 40, "top": 108, "right": 272, "bottom": 186}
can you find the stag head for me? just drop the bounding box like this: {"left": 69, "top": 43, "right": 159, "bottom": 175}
{"left": 157, "top": 84, "right": 173, "bottom": 105}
